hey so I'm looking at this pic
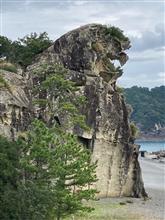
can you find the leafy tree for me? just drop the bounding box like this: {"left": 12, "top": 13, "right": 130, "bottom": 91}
{"left": 0, "top": 36, "right": 13, "bottom": 60}
{"left": 124, "top": 86, "right": 165, "bottom": 131}
{"left": 15, "top": 32, "right": 52, "bottom": 68}
{"left": 0, "top": 32, "right": 52, "bottom": 68}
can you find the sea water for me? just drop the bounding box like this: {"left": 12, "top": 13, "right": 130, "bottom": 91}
{"left": 135, "top": 140, "right": 165, "bottom": 152}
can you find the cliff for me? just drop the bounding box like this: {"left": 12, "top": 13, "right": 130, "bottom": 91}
{"left": 0, "top": 24, "right": 146, "bottom": 198}
{"left": 0, "top": 70, "right": 31, "bottom": 139}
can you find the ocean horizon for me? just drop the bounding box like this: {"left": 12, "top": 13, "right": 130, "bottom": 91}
{"left": 135, "top": 140, "right": 165, "bottom": 152}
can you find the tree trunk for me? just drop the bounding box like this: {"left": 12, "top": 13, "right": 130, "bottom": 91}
{"left": 57, "top": 214, "right": 60, "bottom": 220}
{"left": 56, "top": 208, "right": 61, "bottom": 220}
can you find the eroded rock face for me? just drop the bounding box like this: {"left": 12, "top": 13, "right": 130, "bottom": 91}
{"left": 0, "top": 24, "right": 146, "bottom": 198}
{"left": 0, "top": 70, "right": 31, "bottom": 139}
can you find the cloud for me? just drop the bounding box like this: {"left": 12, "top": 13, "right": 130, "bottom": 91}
{"left": 157, "top": 72, "right": 165, "bottom": 83}
{"left": 1, "top": 0, "right": 164, "bottom": 88}
{"left": 118, "top": 71, "right": 165, "bottom": 88}
{"left": 2, "top": 1, "right": 164, "bottom": 40}
{"left": 131, "top": 24, "right": 164, "bottom": 52}
{"left": 118, "top": 55, "right": 164, "bottom": 88}
{"left": 73, "top": 1, "right": 88, "bottom": 6}
{"left": 129, "top": 49, "right": 163, "bottom": 62}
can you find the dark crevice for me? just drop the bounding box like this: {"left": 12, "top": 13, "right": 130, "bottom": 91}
{"left": 54, "top": 116, "right": 61, "bottom": 125}
{"left": 78, "top": 136, "right": 93, "bottom": 151}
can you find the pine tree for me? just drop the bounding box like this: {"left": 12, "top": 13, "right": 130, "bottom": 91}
{"left": 0, "top": 136, "right": 20, "bottom": 219}
{"left": 33, "top": 64, "right": 88, "bottom": 130}
{"left": 19, "top": 120, "right": 97, "bottom": 220}
{"left": 0, "top": 63, "right": 96, "bottom": 220}
{"left": 0, "top": 33, "right": 52, "bottom": 68}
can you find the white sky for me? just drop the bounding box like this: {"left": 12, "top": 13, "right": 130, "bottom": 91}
{"left": 0, "top": 0, "right": 165, "bottom": 88}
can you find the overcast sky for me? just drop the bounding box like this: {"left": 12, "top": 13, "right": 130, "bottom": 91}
{"left": 0, "top": 0, "right": 164, "bottom": 88}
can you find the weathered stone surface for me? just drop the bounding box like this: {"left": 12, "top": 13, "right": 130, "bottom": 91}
{"left": 0, "top": 70, "right": 31, "bottom": 139}
{"left": 0, "top": 24, "right": 146, "bottom": 198}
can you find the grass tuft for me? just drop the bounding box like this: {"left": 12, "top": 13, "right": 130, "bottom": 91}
{"left": 0, "top": 61, "right": 17, "bottom": 73}
{"left": 64, "top": 200, "right": 147, "bottom": 220}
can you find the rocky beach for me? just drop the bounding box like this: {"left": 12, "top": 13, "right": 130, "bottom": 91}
{"left": 70, "top": 152, "right": 165, "bottom": 220}
{"left": 130, "top": 157, "right": 165, "bottom": 220}
{"left": 98, "top": 155, "right": 165, "bottom": 220}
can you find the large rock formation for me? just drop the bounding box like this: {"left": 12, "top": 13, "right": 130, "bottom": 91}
{"left": 0, "top": 70, "right": 31, "bottom": 139}
{"left": 0, "top": 24, "right": 146, "bottom": 198}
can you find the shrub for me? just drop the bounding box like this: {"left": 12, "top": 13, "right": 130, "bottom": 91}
{"left": 130, "top": 122, "right": 139, "bottom": 138}
{"left": 0, "top": 61, "right": 17, "bottom": 73}
{"left": 0, "top": 32, "right": 53, "bottom": 68}
{"left": 0, "top": 74, "right": 10, "bottom": 90}
{"left": 104, "top": 26, "right": 129, "bottom": 42}
{"left": 116, "top": 86, "right": 124, "bottom": 93}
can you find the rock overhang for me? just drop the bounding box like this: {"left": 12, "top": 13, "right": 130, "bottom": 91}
{"left": 53, "top": 23, "right": 130, "bottom": 83}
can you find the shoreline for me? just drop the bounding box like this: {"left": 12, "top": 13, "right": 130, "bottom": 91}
{"left": 70, "top": 157, "right": 165, "bottom": 220}
{"left": 136, "top": 138, "right": 165, "bottom": 142}
{"left": 104, "top": 157, "right": 165, "bottom": 220}
{"left": 108, "top": 157, "right": 165, "bottom": 219}
{"left": 137, "top": 157, "right": 165, "bottom": 219}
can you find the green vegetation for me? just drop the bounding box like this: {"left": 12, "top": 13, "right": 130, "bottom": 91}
{"left": 116, "top": 86, "right": 124, "bottom": 94}
{"left": 0, "top": 136, "right": 20, "bottom": 220}
{"left": 0, "top": 61, "right": 17, "bottom": 73}
{"left": 33, "top": 64, "right": 88, "bottom": 130}
{"left": 64, "top": 200, "right": 146, "bottom": 220}
{"left": 0, "top": 120, "right": 97, "bottom": 220}
{"left": 104, "top": 25, "right": 129, "bottom": 42}
{"left": 0, "top": 74, "right": 10, "bottom": 90}
{"left": 0, "top": 62, "right": 96, "bottom": 220}
{"left": 130, "top": 122, "right": 139, "bottom": 138}
{"left": 124, "top": 86, "right": 165, "bottom": 131}
{"left": 0, "top": 32, "right": 52, "bottom": 68}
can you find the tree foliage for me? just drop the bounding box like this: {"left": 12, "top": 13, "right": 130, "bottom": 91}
{"left": 104, "top": 25, "right": 129, "bottom": 42}
{"left": 33, "top": 64, "right": 88, "bottom": 130}
{"left": 0, "top": 32, "right": 52, "bottom": 68}
{"left": 0, "top": 74, "right": 10, "bottom": 90}
{"left": 0, "top": 61, "right": 17, "bottom": 73}
{"left": 0, "top": 62, "right": 97, "bottom": 220}
{"left": 0, "top": 136, "right": 20, "bottom": 219}
{"left": 124, "top": 86, "right": 165, "bottom": 131}
{"left": 25, "top": 120, "right": 97, "bottom": 219}
{"left": 0, "top": 120, "right": 97, "bottom": 220}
